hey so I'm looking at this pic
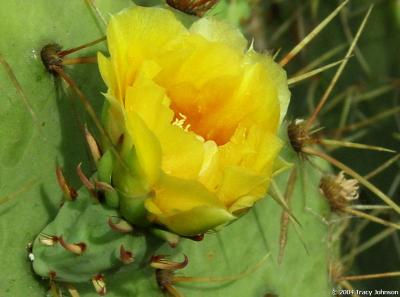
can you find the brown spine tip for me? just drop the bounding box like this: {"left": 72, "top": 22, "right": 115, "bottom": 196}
{"left": 156, "top": 269, "right": 175, "bottom": 291}
{"left": 168, "top": 239, "right": 179, "bottom": 248}
{"left": 92, "top": 274, "right": 106, "bottom": 296}
{"left": 39, "top": 234, "right": 60, "bottom": 246}
{"left": 108, "top": 217, "right": 134, "bottom": 233}
{"left": 76, "top": 163, "right": 98, "bottom": 201}
{"left": 119, "top": 245, "right": 135, "bottom": 264}
{"left": 95, "top": 181, "right": 115, "bottom": 192}
{"left": 59, "top": 236, "right": 86, "bottom": 255}
{"left": 188, "top": 234, "right": 204, "bottom": 241}
{"left": 150, "top": 254, "right": 189, "bottom": 270}
{"left": 56, "top": 167, "right": 78, "bottom": 201}
{"left": 49, "top": 271, "right": 57, "bottom": 280}
{"left": 85, "top": 126, "right": 102, "bottom": 163}
{"left": 65, "top": 284, "right": 80, "bottom": 297}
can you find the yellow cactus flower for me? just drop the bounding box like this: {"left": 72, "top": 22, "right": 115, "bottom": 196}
{"left": 98, "top": 6, "right": 290, "bottom": 236}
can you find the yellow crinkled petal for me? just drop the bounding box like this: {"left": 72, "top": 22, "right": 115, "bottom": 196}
{"left": 150, "top": 174, "right": 226, "bottom": 213}
{"left": 145, "top": 173, "right": 234, "bottom": 236}
{"left": 219, "top": 124, "right": 283, "bottom": 173}
{"left": 245, "top": 50, "right": 291, "bottom": 124}
{"left": 150, "top": 205, "right": 235, "bottom": 236}
{"left": 125, "top": 111, "right": 162, "bottom": 187}
{"left": 217, "top": 166, "right": 268, "bottom": 207}
{"left": 124, "top": 61, "right": 173, "bottom": 131}
{"left": 101, "top": 92, "right": 126, "bottom": 144}
{"left": 203, "top": 125, "right": 282, "bottom": 209}
{"left": 190, "top": 17, "right": 248, "bottom": 52}
{"left": 124, "top": 63, "right": 205, "bottom": 179}
{"left": 158, "top": 125, "right": 205, "bottom": 179}
{"left": 237, "top": 61, "right": 280, "bottom": 133}
{"left": 228, "top": 195, "right": 260, "bottom": 215}
{"left": 157, "top": 35, "right": 242, "bottom": 90}
{"left": 251, "top": 131, "right": 283, "bottom": 173}
{"left": 106, "top": 6, "right": 188, "bottom": 102}
{"left": 154, "top": 35, "right": 282, "bottom": 145}
{"left": 98, "top": 52, "right": 116, "bottom": 93}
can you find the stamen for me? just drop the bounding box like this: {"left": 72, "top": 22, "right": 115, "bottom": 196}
{"left": 172, "top": 113, "right": 191, "bottom": 132}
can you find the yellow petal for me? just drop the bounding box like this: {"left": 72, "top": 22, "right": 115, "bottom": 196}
{"left": 154, "top": 36, "right": 283, "bottom": 145}
{"left": 153, "top": 205, "right": 235, "bottom": 236}
{"left": 145, "top": 174, "right": 234, "bottom": 236}
{"left": 245, "top": 50, "right": 291, "bottom": 123}
{"left": 190, "top": 17, "right": 248, "bottom": 52}
{"left": 228, "top": 195, "right": 259, "bottom": 215}
{"left": 219, "top": 125, "right": 283, "bottom": 173}
{"left": 101, "top": 92, "right": 126, "bottom": 144}
{"left": 125, "top": 111, "right": 162, "bottom": 187}
{"left": 151, "top": 174, "right": 225, "bottom": 212}
{"left": 97, "top": 52, "right": 116, "bottom": 93}
{"left": 105, "top": 6, "right": 188, "bottom": 102}
{"left": 124, "top": 65, "right": 205, "bottom": 179}
{"left": 217, "top": 166, "right": 267, "bottom": 206}
{"left": 157, "top": 34, "right": 242, "bottom": 90}
{"left": 199, "top": 125, "right": 282, "bottom": 209}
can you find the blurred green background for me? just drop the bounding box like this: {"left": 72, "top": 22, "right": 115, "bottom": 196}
{"left": 242, "top": 0, "right": 400, "bottom": 292}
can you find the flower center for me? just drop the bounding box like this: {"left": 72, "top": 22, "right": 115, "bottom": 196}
{"left": 172, "top": 112, "right": 191, "bottom": 132}
{"left": 168, "top": 100, "right": 237, "bottom": 146}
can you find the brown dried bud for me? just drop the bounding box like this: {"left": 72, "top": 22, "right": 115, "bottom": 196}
{"left": 166, "top": 0, "right": 219, "bottom": 17}
{"left": 41, "top": 43, "right": 62, "bottom": 73}
{"left": 320, "top": 171, "right": 359, "bottom": 211}
{"left": 287, "top": 119, "right": 315, "bottom": 153}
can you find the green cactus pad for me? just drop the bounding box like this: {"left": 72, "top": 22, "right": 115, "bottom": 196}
{"left": 32, "top": 186, "right": 147, "bottom": 283}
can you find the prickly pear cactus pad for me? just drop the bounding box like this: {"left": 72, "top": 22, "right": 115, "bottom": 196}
{"left": 3, "top": 0, "right": 398, "bottom": 297}
{"left": 31, "top": 186, "right": 147, "bottom": 284}
{"left": 0, "top": 1, "right": 133, "bottom": 296}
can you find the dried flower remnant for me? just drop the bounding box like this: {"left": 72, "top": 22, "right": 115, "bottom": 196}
{"left": 320, "top": 171, "right": 359, "bottom": 212}
{"left": 166, "top": 0, "right": 219, "bottom": 16}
